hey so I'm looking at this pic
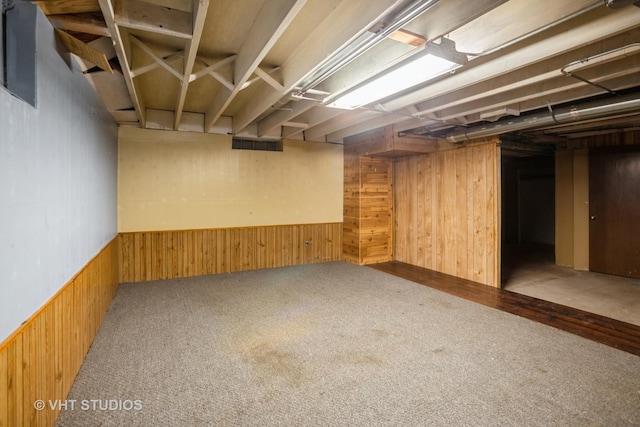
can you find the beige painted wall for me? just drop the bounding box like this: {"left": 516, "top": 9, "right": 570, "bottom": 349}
{"left": 573, "top": 149, "right": 590, "bottom": 270}
{"left": 118, "top": 127, "right": 343, "bottom": 232}
{"left": 555, "top": 149, "right": 589, "bottom": 270}
{"left": 555, "top": 150, "right": 574, "bottom": 267}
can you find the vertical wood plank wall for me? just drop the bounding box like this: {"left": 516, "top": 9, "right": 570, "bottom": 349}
{"left": 0, "top": 237, "right": 119, "bottom": 427}
{"left": 119, "top": 223, "right": 343, "bottom": 283}
{"left": 394, "top": 141, "right": 501, "bottom": 287}
{"left": 343, "top": 147, "right": 361, "bottom": 264}
{"left": 343, "top": 129, "right": 394, "bottom": 265}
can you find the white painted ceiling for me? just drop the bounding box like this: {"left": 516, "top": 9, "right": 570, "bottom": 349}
{"left": 40, "top": 0, "right": 640, "bottom": 147}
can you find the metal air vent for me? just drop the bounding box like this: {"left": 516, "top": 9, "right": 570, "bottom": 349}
{"left": 232, "top": 138, "right": 283, "bottom": 152}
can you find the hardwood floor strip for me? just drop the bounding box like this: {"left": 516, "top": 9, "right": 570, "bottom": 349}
{"left": 370, "top": 261, "right": 640, "bottom": 356}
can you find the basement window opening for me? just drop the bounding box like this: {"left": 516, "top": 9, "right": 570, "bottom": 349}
{"left": 232, "top": 138, "right": 283, "bottom": 152}
{"left": 1, "top": 0, "right": 37, "bottom": 106}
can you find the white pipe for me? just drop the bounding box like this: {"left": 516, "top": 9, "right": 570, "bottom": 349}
{"left": 444, "top": 92, "right": 640, "bottom": 143}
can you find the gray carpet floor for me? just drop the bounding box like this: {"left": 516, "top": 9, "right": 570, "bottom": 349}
{"left": 56, "top": 261, "right": 640, "bottom": 426}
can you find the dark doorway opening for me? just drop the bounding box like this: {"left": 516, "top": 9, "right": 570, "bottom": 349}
{"left": 500, "top": 145, "right": 640, "bottom": 326}
{"left": 501, "top": 152, "right": 555, "bottom": 284}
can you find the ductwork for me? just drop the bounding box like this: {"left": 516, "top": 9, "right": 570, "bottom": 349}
{"left": 444, "top": 92, "right": 640, "bottom": 143}
{"left": 604, "top": 0, "right": 640, "bottom": 9}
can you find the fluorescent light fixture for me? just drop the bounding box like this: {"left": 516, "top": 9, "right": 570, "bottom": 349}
{"left": 326, "top": 38, "right": 467, "bottom": 110}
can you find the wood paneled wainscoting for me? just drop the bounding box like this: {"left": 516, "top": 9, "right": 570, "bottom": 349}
{"left": 0, "top": 237, "right": 119, "bottom": 427}
{"left": 119, "top": 223, "right": 343, "bottom": 283}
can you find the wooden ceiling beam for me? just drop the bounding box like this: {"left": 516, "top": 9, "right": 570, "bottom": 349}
{"left": 195, "top": 57, "right": 236, "bottom": 91}
{"left": 307, "top": 0, "right": 606, "bottom": 141}
{"left": 48, "top": 13, "right": 110, "bottom": 37}
{"left": 192, "top": 55, "right": 237, "bottom": 82}
{"left": 208, "top": 71, "right": 235, "bottom": 92}
{"left": 283, "top": 121, "right": 309, "bottom": 129}
{"left": 98, "top": 0, "right": 145, "bottom": 125}
{"left": 54, "top": 28, "right": 113, "bottom": 73}
{"left": 406, "top": 30, "right": 640, "bottom": 123}
{"left": 388, "top": 29, "right": 427, "bottom": 47}
{"left": 305, "top": 110, "right": 380, "bottom": 142}
{"left": 329, "top": 71, "right": 639, "bottom": 142}
{"left": 130, "top": 36, "right": 183, "bottom": 81}
{"left": 230, "top": 0, "right": 406, "bottom": 134}
{"left": 142, "top": 0, "right": 192, "bottom": 13}
{"left": 318, "top": 0, "right": 508, "bottom": 101}
{"left": 204, "top": 0, "right": 308, "bottom": 133}
{"left": 390, "top": 46, "right": 640, "bottom": 134}
{"left": 434, "top": 62, "right": 640, "bottom": 123}
{"left": 282, "top": 107, "right": 343, "bottom": 138}
{"left": 114, "top": 0, "right": 193, "bottom": 39}
{"left": 254, "top": 67, "right": 285, "bottom": 92}
{"left": 326, "top": 112, "right": 413, "bottom": 143}
{"left": 383, "top": 7, "right": 640, "bottom": 112}
{"left": 130, "top": 51, "right": 184, "bottom": 78}
{"left": 35, "top": 0, "right": 101, "bottom": 15}
{"left": 241, "top": 67, "right": 280, "bottom": 91}
{"left": 174, "top": 0, "right": 210, "bottom": 130}
{"left": 257, "top": 99, "right": 316, "bottom": 137}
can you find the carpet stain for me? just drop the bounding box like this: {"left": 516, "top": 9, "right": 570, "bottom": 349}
{"left": 249, "top": 343, "right": 305, "bottom": 386}
{"left": 535, "top": 366, "right": 548, "bottom": 374}
{"left": 231, "top": 313, "right": 317, "bottom": 388}
{"left": 427, "top": 298, "right": 458, "bottom": 310}
{"left": 370, "top": 329, "right": 389, "bottom": 339}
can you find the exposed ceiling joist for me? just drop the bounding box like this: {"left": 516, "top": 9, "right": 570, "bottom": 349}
{"left": 54, "top": 27, "right": 113, "bottom": 72}
{"left": 203, "top": 0, "right": 309, "bottom": 132}
{"left": 191, "top": 55, "right": 236, "bottom": 82}
{"left": 174, "top": 0, "right": 210, "bottom": 130}
{"left": 35, "top": 0, "right": 101, "bottom": 15}
{"left": 410, "top": 33, "right": 640, "bottom": 120}
{"left": 130, "top": 35, "right": 183, "bottom": 81}
{"left": 305, "top": 110, "right": 381, "bottom": 142}
{"left": 37, "top": 0, "right": 640, "bottom": 144}
{"left": 257, "top": 99, "right": 317, "bottom": 137}
{"left": 230, "top": 0, "right": 407, "bottom": 134}
{"left": 241, "top": 67, "right": 280, "bottom": 91}
{"left": 49, "top": 13, "right": 110, "bottom": 37}
{"left": 383, "top": 6, "right": 639, "bottom": 112}
{"left": 254, "top": 67, "right": 285, "bottom": 92}
{"left": 318, "top": 0, "right": 508, "bottom": 99}
{"left": 114, "top": 0, "right": 193, "bottom": 39}
{"left": 282, "top": 107, "right": 343, "bottom": 138}
{"left": 130, "top": 50, "right": 184, "bottom": 78}
{"left": 98, "top": 0, "right": 145, "bottom": 125}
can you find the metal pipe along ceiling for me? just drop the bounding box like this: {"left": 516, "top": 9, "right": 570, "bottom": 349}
{"left": 444, "top": 92, "right": 640, "bottom": 143}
